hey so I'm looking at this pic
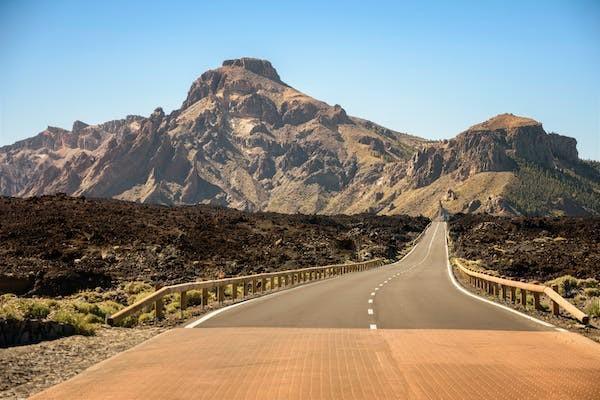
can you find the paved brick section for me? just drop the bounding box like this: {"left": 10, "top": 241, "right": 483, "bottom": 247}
{"left": 32, "top": 327, "right": 600, "bottom": 400}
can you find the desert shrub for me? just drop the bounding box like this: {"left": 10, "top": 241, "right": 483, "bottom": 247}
{"left": 22, "top": 300, "right": 51, "bottom": 319}
{"left": 0, "top": 300, "right": 22, "bottom": 320}
{"left": 0, "top": 298, "right": 54, "bottom": 320}
{"left": 124, "top": 281, "right": 153, "bottom": 295}
{"left": 546, "top": 275, "right": 581, "bottom": 298}
{"left": 75, "top": 290, "right": 103, "bottom": 303}
{"left": 581, "top": 278, "right": 599, "bottom": 289}
{"left": 575, "top": 294, "right": 588, "bottom": 303}
{"left": 166, "top": 300, "right": 180, "bottom": 315}
{"left": 186, "top": 290, "right": 203, "bottom": 306}
{"left": 584, "top": 288, "right": 600, "bottom": 298}
{"left": 128, "top": 290, "right": 154, "bottom": 306}
{"left": 97, "top": 301, "right": 123, "bottom": 318}
{"left": 116, "top": 315, "right": 137, "bottom": 328}
{"left": 84, "top": 313, "right": 104, "bottom": 324}
{"left": 585, "top": 298, "right": 600, "bottom": 318}
{"left": 45, "top": 299, "right": 59, "bottom": 308}
{"left": 51, "top": 309, "right": 96, "bottom": 335}
{"left": 73, "top": 301, "right": 102, "bottom": 317}
{"left": 137, "top": 312, "right": 155, "bottom": 324}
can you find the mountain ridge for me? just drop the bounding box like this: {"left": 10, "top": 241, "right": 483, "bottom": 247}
{"left": 0, "top": 58, "right": 597, "bottom": 217}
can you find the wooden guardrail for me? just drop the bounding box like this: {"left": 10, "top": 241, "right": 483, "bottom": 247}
{"left": 107, "top": 258, "right": 385, "bottom": 325}
{"left": 454, "top": 259, "right": 589, "bottom": 325}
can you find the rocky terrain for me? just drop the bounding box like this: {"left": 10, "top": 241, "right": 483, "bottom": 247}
{"left": 0, "top": 57, "right": 597, "bottom": 217}
{"left": 0, "top": 195, "right": 429, "bottom": 296}
{"left": 449, "top": 213, "right": 600, "bottom": 281}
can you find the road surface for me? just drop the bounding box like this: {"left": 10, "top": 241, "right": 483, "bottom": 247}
{"left": 196, "top": 221, "right": 544, "bottom": 330}
{"left": 32, "top": 222, "right": 600, "bottom": 399}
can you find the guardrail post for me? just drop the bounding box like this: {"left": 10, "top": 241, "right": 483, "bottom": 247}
{"left": 180, "top": 291, "right": 187, "bottom": 315}
{"left": 243, "top": 280, "right": 249, "bottom": 297}
{"left": 217, "top": 285, "right": 224, "bottom": 303}
{"left": 261, "top": 278, "right": 266, "bottom": 293}
{"left": 501, "top": 285, "right": 507, "bottom": 300}
{"left": 232, "top": 283, "right": 238, "bottom": 300}
{"left": 533, "top": 292, "right": 541, "bottom": 310}
{"left": 520, "top": 289, "right": 527, "bottom": 307}
{"left": 202, "top": 287, "right": 209, "bottom": 309}
{"left": 270, "top": 276, "right": 275, "bottom": 290}
{"left": 252, "top": 279, "right": 258, "bottom": 294}
{"left": 510, "top": 287, "right": 517, "bottom": 303}
{"left": 552, "top": 285, "right": 560, "bottom": 316}
{"left": 155, "top": 297, "right": 164, "bottom": 320}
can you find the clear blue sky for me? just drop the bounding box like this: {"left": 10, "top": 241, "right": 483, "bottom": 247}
{"left": 1, "top": 0, "right": 599, "bottom": 159}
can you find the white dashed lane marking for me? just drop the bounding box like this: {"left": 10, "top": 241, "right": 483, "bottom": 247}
{"left": 369, "top": 324, "right": 377, "bottom": 330}
{"left": 370, "top": 292, "right": 375, "bottom": 296}
{"left": 368, "top": 299, "right": 373, "bottom": 304}
{"left": 368, "top": 309, "right": 374, "bottom": 315}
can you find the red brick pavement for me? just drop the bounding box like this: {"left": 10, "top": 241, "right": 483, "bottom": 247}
{"left": 31, "top": 328, "right": 600, "bottom": 399}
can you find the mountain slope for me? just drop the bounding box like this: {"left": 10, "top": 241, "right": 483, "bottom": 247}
{"left": 392, "top": 114, "right": 600, "bottom": 216}
{"left": 0, "top": 58, "right": 597, "bottom": 217}
{"left": 0, "top": 58, "right": 427, "bottom": 214}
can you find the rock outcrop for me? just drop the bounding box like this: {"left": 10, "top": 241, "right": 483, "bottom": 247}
{"left": 406, "top": 114, "right": 576, "bottom": 188}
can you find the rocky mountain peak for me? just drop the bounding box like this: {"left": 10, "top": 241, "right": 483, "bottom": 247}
{"left": 222, "top": 57, "right": 282, "bottom": 83}
{"left": 467, "top": 113, "right": 540, "bottom": 132}
{"left": 71, "top": 120, "right": 89, "bottom": 134}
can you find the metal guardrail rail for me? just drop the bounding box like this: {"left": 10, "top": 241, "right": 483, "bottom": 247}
{"left": 454, "top": 259, "right": 589, "bottom": 325}
{"left": 107, "top": 258, "right": 385, "bottom": 325}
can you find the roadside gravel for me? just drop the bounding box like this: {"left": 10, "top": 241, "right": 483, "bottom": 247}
{"left": 0, "top": 326, "right": 164, "bottom": 399}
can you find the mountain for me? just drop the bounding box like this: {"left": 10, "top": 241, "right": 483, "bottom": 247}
{"left": 0, "top": 58, "right": 598, "bottom": 217}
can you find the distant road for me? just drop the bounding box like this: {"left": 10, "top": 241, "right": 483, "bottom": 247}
{"left": 32, "top": 222, "right": 600, "bottom": 400}
{"left": 196, "top": 221, "right": 545, "bottom": 331}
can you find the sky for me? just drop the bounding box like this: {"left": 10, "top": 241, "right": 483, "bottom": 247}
{"left": 1, "top": 0, "right": 599, "bottom": 159}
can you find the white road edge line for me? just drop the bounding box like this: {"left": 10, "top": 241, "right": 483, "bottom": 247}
{"left": 443, "top": 223, "right": 556, "bottom": 330}
{"left": 369, "top": 324, "right": 377, "bottom": 330}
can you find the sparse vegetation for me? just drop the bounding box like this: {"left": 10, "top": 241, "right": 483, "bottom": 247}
{"left": 586, "top": 298, "right": 600, "bottom": 318}
{"left": 545, "top": 275, "right": 597, "bottom": 298}
{"left": 506, "top": 159, "right": 600, "bottom": 216}
{"left": 0, "top": 279, "right": 213, "bottom": 334}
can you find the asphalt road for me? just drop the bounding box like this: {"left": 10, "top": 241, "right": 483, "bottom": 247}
{"left": 198, "top": 221, "right": 547, "bottom": 331}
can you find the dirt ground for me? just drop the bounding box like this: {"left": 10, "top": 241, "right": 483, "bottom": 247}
{"left": 0, "top": 326, "right": 164, "bottom": 399}
{"left": 0, "top": 195, "right": 429, "bottom": 296}
{"left": 448, "top": 213, "right": 600, "bottom": 281}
